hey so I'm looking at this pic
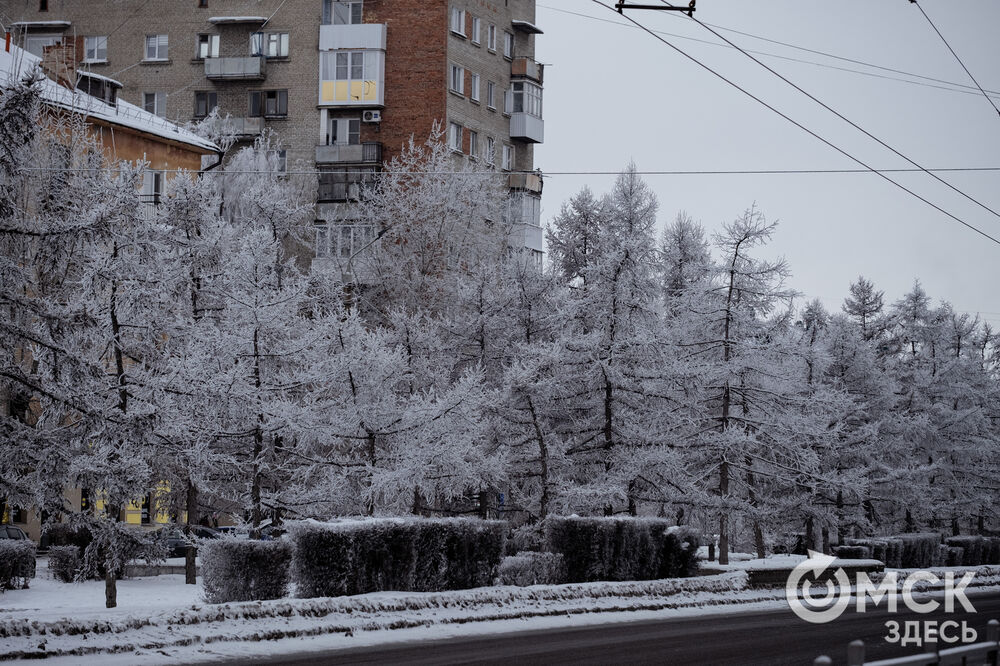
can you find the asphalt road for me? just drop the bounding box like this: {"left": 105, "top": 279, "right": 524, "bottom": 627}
{"left": 250, "top": 590, "right": 1000, "bottom": 666}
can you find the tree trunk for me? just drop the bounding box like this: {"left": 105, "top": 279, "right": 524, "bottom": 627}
{"left": 184, "top": 479, "right": 198, "bottom": 585}
{"left": 805, "top": 516, "right": 816, "bottom": 552}
{"left": 719, "top": 459, "right": 729, "bottom": 565}
{"left": 821, "top": 525, "right": 830, "bottom": 555}
{"left": 105, "top": 568, "right": 117, "bottom": 609}
{"left": 836, "top": 491, "right": 844, "bottom": 545}
{"left": 251, "top": 327, "right": 264, "bottom": 537}
{"left": 526, "top": 396, "right": 550, "bottom": 519}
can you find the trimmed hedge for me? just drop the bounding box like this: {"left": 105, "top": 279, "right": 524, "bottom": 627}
{"left": 292, "top": 518, "right": 506, "bottom": 598}
{"left": 498, "top": 551, "right": 567, "bottom": 586}
{"left": 201, "top": 539, "right": 292, "bottom": 604}
{"left": 48, "top": 545, "right": 81, "bottom": 583}
{"left": 0, "top": 541, "right": 36, "bottom": 591}
{"left": 834, "top": 545, "right": 872, "bottom": 560}
{"left": 847, "top": 533, "right": 942, "bottom": 568}
{"left": 543, "top": 517, "right": 699, "bottom": 583}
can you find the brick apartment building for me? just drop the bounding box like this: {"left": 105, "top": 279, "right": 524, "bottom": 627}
{"left": 2, "top": 0, "right": 545, "bottom": 263}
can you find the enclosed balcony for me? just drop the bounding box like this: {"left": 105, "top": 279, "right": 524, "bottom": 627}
{"left": 204, "top": 56, "right": 266, "bottom": 80}
{"left": 315, "top": 141, "right": 382, "bottom": 165}
{"left": 510, "top": 113, "right": 544, "bottom": 143}
{"left": 232, "top": 117, "right": 264, "bottom": 137}
{"left": 319, "top": 23, "right": 387, "bottom": 50}
{"left": 511, "top": 57, "right": 544, "bottom": 84}
{"left": 508, "top": 172, "right": 543, "bottom": 194}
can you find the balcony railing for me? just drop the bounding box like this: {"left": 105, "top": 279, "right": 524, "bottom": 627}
{"left": 510, "top": 112, "right": 544, "bottom": 143}
{"left": 511, "top": 57, "right": 544, "bottom": 84}
{"left": 204, "top": 56, "right": 266, "bottom": 80}
{"left": 508, "top": 172, "right": 543, "bottom": 194}
{"left": 139, "top": 194, "right": 160, "bottom": 221}
{"left": 315, "top": 141, "right": 383, "bottom": 165}
{"left": 232, "top": 117, "right": 264, "bottom": 137}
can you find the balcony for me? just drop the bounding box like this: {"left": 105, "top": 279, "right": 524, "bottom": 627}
{"left": 511, "top": 57, "right": 544, "bottom": 84}
{"left": 204, "top": 56, "right": 266, "bottom": 80}
{"left": 315, "top": 141, "right": 382, "bottom": 165}
{"left": 317, "top": 166, "right": 379, "bottom": 202}
{"left": 232, "top": 117, "right": 264, "bottom": 137}
{"left": 510, "top": 112, "right": 544, "bottom": 143}
{"left": 508, "top": 172, "right": 543, "bottom": 194}
{"left": 319, "top": 23, "right": 387, "bottom": 51}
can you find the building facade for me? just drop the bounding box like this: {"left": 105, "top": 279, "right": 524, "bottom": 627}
{"left": 3, "top": 0, "right": 545, "bottom": 262}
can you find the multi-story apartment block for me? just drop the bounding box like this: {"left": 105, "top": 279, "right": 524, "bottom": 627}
{"left": 3, "top": 0, "right": 545, "bottom": 264}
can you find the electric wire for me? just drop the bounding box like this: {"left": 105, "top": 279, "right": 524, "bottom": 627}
{"left": 589, "top": 0, "right": 1000, "bottom": 247}
{"left": 910, "top": 0, "right": 1000, "bottom": 118}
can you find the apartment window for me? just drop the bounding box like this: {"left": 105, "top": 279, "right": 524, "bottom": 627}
{"left": 316, "top": 223, "right": 376, "bottom": 259}
{"left": 196, "top": 34, "right": 219, "bottom": 59}
{"left": 249, "top": 89, "right": 288, "bottom": 117}
{"left": 77, "top": 74, "right": 117, "bottom": 106}
{"left": 471, "top": 16, "right": 481, "bottom": 44}
{"left": 486, "top": 81, "right": 496, "bottom": 109}
{"left": 25, "top": 34, "right": 60, "bottom": 57}
{"left": 145, "top": 34, "right": 168, "bottom": 60}
{"left": 199, "top": 0, "right": 208, "bottom": 6}
{"left": 470, "top": 73, "right": 480, "bottom": 102}
{"left": 469, "top": 130, "right": 478, "bottom": 159}
{"left": 503, "top": 88, "right": 512, "bottom": 114}
{"left": 485, "top": 136, "right": 495, "bottom": 165}
{"left": 269, "top": 149, "right": 287, "bottom": 173}
{"left": 450, "top": 7, "right": 466, "bottom": 36}
{"left": 503, "top": 31, "right": 514, "bottom": 58}
{"left": 143, "top": 91, "right": 166, "bottom": 117}
{"left": 251, "top": 32, "right": 289, "bottom": 58}
{"left": 487, "top": 24, "right": 496, "bottom": 51}
{"left": 502, "top": 143, "right": 514, "bottom": 170}
{"left": 320, "top": 50, "right": 381, "bottom": 103}
{"left": 194, "top": 91, "right": 217, "bottom": 118}
{"left": 449, "top": 64, "right": 464, "bottom": 94}
{"left": 326, "top": 116, "right": 360, "bottom": 145}
{"left": 83, "top": 36, "right": 108, "bottom": 62}
{"left": 448, "top": 122, "right": 463, "bottom": 152}
{"left": 512, "top": 81, "right": 542, "bottom": 117}
{"left": 39, "top": 0, "right": 48, "bottom": 10}
{"left": 323, "top": 0, "right": 363, "bottom": 25}
{"left": 141, "top": 171, "right": 164, "bottom": 220}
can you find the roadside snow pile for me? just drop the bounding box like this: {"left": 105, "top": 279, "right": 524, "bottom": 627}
{"left": 0, "top": 571, "right": 767, "bottom": 660}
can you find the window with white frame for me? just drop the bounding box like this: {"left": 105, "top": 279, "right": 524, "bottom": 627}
{"left": 320, "top": 50, "right": 382, "bottom": 103}
{"left": 322, "top": 0, "right": 362, "bottom": 25}
{"left": 144, "top": 34, "right": 168, "bottom": 60}
{"left": 251, "top": 32, "right": 289, "bottom": 58}
{"left": 194, "top": 91, "right": 217, "bottom": 118}
{"left": 512, "top": 81, "right": 542, "bottom": 117}
{"left": 486, "top": 80, "right": 496, "bottom": 109}
{"left": 196, "top": 34, "right": 219, "bottom": 59}
{"left": 315, "top": 223, "right": 376, "bottom": 259}
{"left": 470, "top": 73, "right": 480, "bottom": 102}
{"left": 485, "top": 136, "right": 495, "bottom": 165}
{"left": 503, "top": 87, "right": 512, "bottom": 114}
{"left": 471, "top": 16, "right": 481, "bottom": 44}
{"left": 143, "top": 91, "right": 166, "bottom": 117}
{"left": 450, "top": 7, "right": 466, "bottom": 35}
{"left": 450, "top": 63, "right": 464, "bottom": 94}
{"left": 448, "top": 122, "right": 463, "bottom": 152}
{"left": 503, "top": 31, "right": 514, "bottom": 58}
{"left": 469, "top": 130, "right": 478, "bottom": 159}
{"left": 326, "top": 116, "right": 361, "bottom": 145}
{"left": 502, "top": 143, "right": 514, "bottom": 170}
{"left": 83, "top": 36, "right": 107, "bottom": 62}
{"left": 487, "top": 24, "right": 496, "bottom": 51}
{"left": 25, "top": 34, "right": 60, "bottom": 57}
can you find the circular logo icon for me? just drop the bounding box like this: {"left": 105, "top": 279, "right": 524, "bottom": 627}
{"left": 786, "top": 550, "right": 852, "bottom": 624}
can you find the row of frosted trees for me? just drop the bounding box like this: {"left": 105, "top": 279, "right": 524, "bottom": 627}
{"left": 2, "top": 73, "right": 998, "bottom": 602}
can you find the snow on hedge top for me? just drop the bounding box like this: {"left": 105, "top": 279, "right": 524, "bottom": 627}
{"left": 0, "top": 44, "right": 218, "bottom": 153}
{"left": 293, "top": 516, "right": 504, "bottom": 532}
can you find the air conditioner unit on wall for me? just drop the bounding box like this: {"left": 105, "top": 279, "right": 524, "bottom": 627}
{"left": 362, "top": 110, "right": 382, "bottom": 123}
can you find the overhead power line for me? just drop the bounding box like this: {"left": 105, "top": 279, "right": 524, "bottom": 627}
{"left": 651, "top": 0, "right": 1000, "bottom": 229}
{"left": 537, "top": 4, "right": 1000, "bottom": 101}
{"left": 910, "top": 0, "right": 1000, "bottom": 118}
{"left": 588, "top": 0, "right": 1000, "bottom": 247}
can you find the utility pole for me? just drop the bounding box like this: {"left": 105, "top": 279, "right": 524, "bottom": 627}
{"left": 615, "top": 1, "right": 696, "bottom": 16}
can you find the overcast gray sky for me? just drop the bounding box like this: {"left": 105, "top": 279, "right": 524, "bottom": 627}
{"left": 534, "top": 0, "right": 1000, "bottom": 325}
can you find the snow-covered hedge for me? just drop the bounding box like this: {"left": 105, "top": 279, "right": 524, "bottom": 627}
{"left": 201, "top": 540, "right": 292, "bottom": 603}
{"left": 544, "top": 517, "right": 699, "bottom": 583}
{"left": 48, "top": 545, "right": 82, "bottom": 583}
{"left": 945, "top": 536, "right": 1000, "bottom": 566}
{"left": 0, "top": 540, "right": 36, "bottom": 590}
{"left": 847, "top": 533, "right": 944, "bottom": 568}
{"left": 292, "top": 518, "right": 506, "bottom": 597}
{"left": 498, "top": 551, "right": 566, "bottom": 586}
{"left": 834, "top": 545, "right": 871, "bottom": 560}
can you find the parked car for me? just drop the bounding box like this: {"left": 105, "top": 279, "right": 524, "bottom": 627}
{"left": 0, "top": 525, "right": 30, "bottom": 540}
{"left": 159, "top": 525, "right": 220, "bottom": 558}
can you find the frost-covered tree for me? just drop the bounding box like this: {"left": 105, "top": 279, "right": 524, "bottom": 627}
{"left": 842, "top": 276, "right": 885, "bottom": 341}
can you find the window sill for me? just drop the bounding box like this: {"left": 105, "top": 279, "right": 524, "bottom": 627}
{"left": 81, "top": 59, "right": 108, "bottom": 65}
{"left": 265, "top": 56, "right": 290, "bottom": 62}
{"left": 470, "top": 98, "right": 481, "bottom": 105}
{"left": 487, "top": 48, "right": 497, "bottom": 54}
{"left": 141, "top": 58, "right": 171, "bottom": 65}
{"left": 449, "top": 89, "right": 465, "bottom": 99}
{"left": 450, "top": 30, "right": 467, "bottom": 39}
{"left": 487, "top": 105, "right": 497, "bottom": 112}
{"left": 471, "top": 40, "right": 481, "bottom": 47}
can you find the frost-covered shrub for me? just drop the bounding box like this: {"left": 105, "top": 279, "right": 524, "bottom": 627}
{"left": 48, "top": 545, "right": 81, "bottom": 583}
{"left": 292, "top": 518, "right": 506, "bottom": 598}
{"left": 507, "top": 522, "right": 545, "bottom": 555}
{"left": 0, "top": 541, "right": 36, "bottom": 591}
{"left": 897, "top": 533, "right": 942, "bottom": 568}
{"left": 498, "top": 551, "right": 566, "bottom": 586}
{"left": 43, "top": 524, "right": 92, "bottom": 550}
{"left": 834, "top": 545, "right": 871, "bottom": 560}
{"left": 946, "top": 537, "right": 986, "bottom": 566}
{"left": 201, "top": 539, "right": 292, "bottom": 603}
{"left": 544, "top": 517, "right": 699, "bottom": 583}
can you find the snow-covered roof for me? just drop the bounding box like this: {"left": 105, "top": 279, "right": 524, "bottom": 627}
{"left": 76, "top": 71, "right": 122, "bottom": 88}
{"left": 208, "top": 16, "right": 268, "bottom": 24}
{"left": 10, "top": 20, "right": 72, "bottom": 29}
{"left": 0, "top": 44, "right": 218, "bottom": 154}
{"left": 511, "top": 20, "right": 543, "bottom": 34}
